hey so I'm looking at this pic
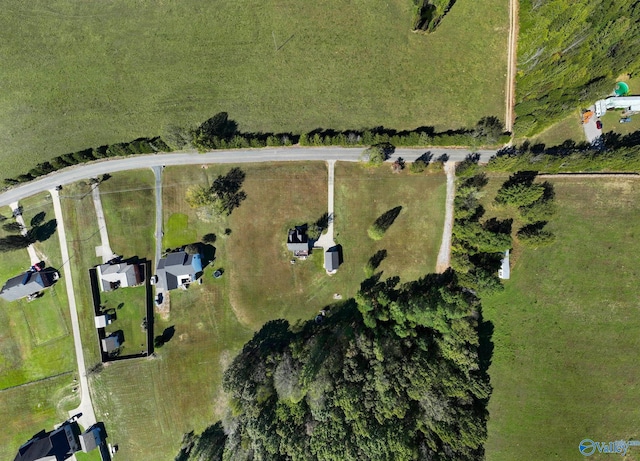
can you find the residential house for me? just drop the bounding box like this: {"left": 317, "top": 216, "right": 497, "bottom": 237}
{"left": 156, "top": 249, "right": 203, "bottom": 291}
{"left": 0, "top": 270, "right": 58, "bottom": 302}
{"left": 96, "top": 262, "right": 143, "bottom": 292}
{"left": 13, "top": 421, "right": 80, "bottom": 461}
{"left": 498, "top": 250, "right": 510, "bottom": 279}
{"left": 287, "top": 227, "right": 309, "bottom": 258}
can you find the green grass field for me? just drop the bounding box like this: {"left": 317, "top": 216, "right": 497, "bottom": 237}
{"left": 530, "top": 110, "right": 585, "bottom": 146}
{"left": 102, "top": 286, "right": 148, "bottom": 357}
{"left": 0, "top": 373, "right": 80, "bottom": 460}
{"left": 482, "top": 176, "right": 640, "bottom": 461}
{"left": 0, "top": 0, "right": 508, "bottom": 181}
{"left": 98, "top": 170, "right": 156, "bottom": 261}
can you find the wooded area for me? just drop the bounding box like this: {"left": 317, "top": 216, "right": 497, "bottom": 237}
{"left": 515, "top": 0, "right": 640, "bottom": 136}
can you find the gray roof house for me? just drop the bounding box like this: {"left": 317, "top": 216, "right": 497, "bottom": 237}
{"left": 96, "top": 262, "right": 143, "bottom": 292}
{"left": 498, "top": 250, "right": 510, "bottom": 280}
{"left": 0, "top": 270, "right": 58, "bottom": 302}
{"left": 324, "top": 248, "right": 340, "bottom": 274}
{"left": 13, "top": 421, "right": 80, "bottom": 461}
{"left": 101, "top": 333, "right": 121, "bottom": 353}
{"left": 78, "top": 425, "right": 104, "bottom": 453}
{"left": 287, "top": 227, "right": 309, "bottom": 257}
{"left": 156, "top": 250, "right": 203, "bottom": 291}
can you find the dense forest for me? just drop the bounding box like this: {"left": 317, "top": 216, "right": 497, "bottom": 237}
{"left": 176, "top": 272, "right": 491, "bottom": 460}
{"left": 515, "top": 0, "right": 640, "bottom": 136}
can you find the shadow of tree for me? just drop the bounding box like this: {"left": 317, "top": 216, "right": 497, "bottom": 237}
{"left": 154, "top": 326, "right": 176, "bottom": 348}
{"left": 30, "top": 219, "right": 57, "bottom": 242}
{"left": 372, "top": 206, "right": 402, "bottom": 233}
{"left": 30, "top": 211, "right": 46, "bottom": 227}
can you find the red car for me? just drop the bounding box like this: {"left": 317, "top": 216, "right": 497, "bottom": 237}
{"left": 596, "top": 120, "right": 603, "bottom": 130}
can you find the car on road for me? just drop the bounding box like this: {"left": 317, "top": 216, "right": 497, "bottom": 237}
{"left": 596, "top": 120, "right": 602, "bottom": 130}
{"left": 620, "top": 117, "right": 632, "bottom": 124}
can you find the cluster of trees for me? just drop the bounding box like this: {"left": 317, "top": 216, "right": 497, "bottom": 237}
{"left": 412, "top": 0, "right": 457, "bottom": 32}
{"left": 177, "top": 265, "right": 490, "bottom": 460}
{"left": 0, "top": 211, "right": 56, "bottom": 253}
{"left": 495, "top": 172, "right": 557, "bottom": 247}
{"left": 4, "top": 137, "right": 169, "bottom": 186}
{"left": 487, "top": 140, "right": 640, "bottom": 173}
{"left": 185, "top": 167, "right": 247, "bottom": 216}
{"left": 368, "top": 206, "right": 403, "bottom": 240}
{"left": 450, "top": 156, "right": 511, "bottom": 294}
{"left": 514, "top": 0, "right": 640, "bottom": 136}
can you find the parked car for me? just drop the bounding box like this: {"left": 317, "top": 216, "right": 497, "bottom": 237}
{"left": 620, "top": 117, "right": 632, "bottom": 124}
{"left": 595, "top": 120, "right": 602, "bottom": 129}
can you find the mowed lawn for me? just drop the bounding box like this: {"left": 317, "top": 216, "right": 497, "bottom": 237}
{"left": 0, "top": 193, "right": 75, "bottom": 387}
{"left": 0, "top": 0, "right": 508, "bottom": 181}
{"left": 98, "top": 170, "right": 156, "bottom": 262}
{"left": 0, "top": 373, "right": 80, "bottom": 460}
{"left": 484, "top": 177, "right": 640, "bottom": 461}
{"left": 0, "top": 195, "right": 77, "bottom": 459}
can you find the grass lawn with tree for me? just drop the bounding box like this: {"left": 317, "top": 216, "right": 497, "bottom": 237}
{"left": 0, "top": 0, "right": 508, "bottom": 181}
{"left": 481, "top": 175, "right": 640, "bottom": 461}
{"left": 0, "top": 194, "right": 77, "bottom": 459}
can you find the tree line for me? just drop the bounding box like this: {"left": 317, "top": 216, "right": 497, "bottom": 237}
{"left": 4, "top": 113, "right": 508, "bottom": 188}
{"left": 4, "top": 137, "right": 169, "bottom": 186}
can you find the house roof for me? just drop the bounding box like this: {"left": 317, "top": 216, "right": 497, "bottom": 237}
{"left": 14, "top": 423, "right": 78, "bottom": 461}
{"left": 79, "top": 428, "right": 102, "bottom": 453}
{"left": 101, "top": 334, "right": 120, "bottom": 353}
{"left": 324, "top": 250, "right": 340, "bottom": 272}
{"left": 287, "top": 228, "right": 309, "bottom": 252}
{"left": 0, "top": 271, "right": 54, "bottom": 302}
{"left": 156, "top": 250, "right": 202, "bottom": 291}
{"left": 96, "top": 263, "right": 142, "bottom": 291}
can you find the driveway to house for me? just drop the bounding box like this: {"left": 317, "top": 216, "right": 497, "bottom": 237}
{"left": 583, "top": 105, "right": 603, "bottom": 143}
{"left": 435, "top": 161, "right": 456, "bottom": 273}
{"left": 314, "top": 160, "right": 336, "bottom": 257}
{"left": 9, "top": 201, "right": 41, "bottom": 266}
{"left": 0, "top": 147, "right": 497, "bottom": 207}
{"left": 50, "top": 188, "right": 97, "bottom": 431}
{"left": 91, "top": 185, "right": 116, "bottom": 263}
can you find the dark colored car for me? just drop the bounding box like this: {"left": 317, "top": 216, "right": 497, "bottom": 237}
{"left": 596, "top": 120, "right": 602, "bottom": 129}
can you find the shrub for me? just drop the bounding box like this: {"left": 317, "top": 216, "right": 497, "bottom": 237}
{"left": 409, "top": 160, "right": 427, "bottom": 173}
{"left": 517, "top": 223, "right": 556, "bottom": 247}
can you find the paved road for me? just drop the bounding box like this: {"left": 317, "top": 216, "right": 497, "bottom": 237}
{"left": 583, "top": 105, "right": 602, "bottom": 143}
{"left": 50, "top": 188, "right": 97, "bottom": 431}
{"left": 0, "top": 147, "right": 497, "bottom": 207}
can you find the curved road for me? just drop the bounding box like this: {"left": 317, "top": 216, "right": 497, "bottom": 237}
{"left": 0, "top": 147, "right": 497, "bottom": 207}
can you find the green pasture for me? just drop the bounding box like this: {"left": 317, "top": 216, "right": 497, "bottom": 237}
{"left": 0, "top": 373, "right": 80, "bottom": 460}
{"left": 0, "top": 0, "right": 508, "bottom": 181}
{"left": 482, "top": 175, "right": 640, "bottom": 461}
{"left": 98, "top": 170, "right": 156, "bottom": 262}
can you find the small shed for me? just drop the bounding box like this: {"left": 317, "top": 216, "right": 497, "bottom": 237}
{"left": 101, "top": 334, "right": 121, "bottom": 353}
{"left": 498, "top": 250, "right": 510, "bottom": 280}
{"left": 94, "top": 314, "right": 111, "bottom": 329}
{"left": 324, "top": 250, "right": 340, "bottom": 273}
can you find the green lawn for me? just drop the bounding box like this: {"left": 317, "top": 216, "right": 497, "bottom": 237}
{"left": 483, "top": 176, "right": 640, "bottom": 461}
{"left": 102, "top": 286, "right": 148, "bottom": 357}
{"left": 0, "top": 0, "right": 508, "bottom": 181}
{"left": 601, "top": 76, "right": 640, "bottom": 136}
{"left": 0, "top": 193, "right": 75, "bottom": 388}
{"left": 530, "top": 110, "right": 585, "bottom": 146}
{"left": 98, "top": 170, "right": 156, "bottom": 261}
{"left": 0, "top": 373, "right": 80, "bottom": 460}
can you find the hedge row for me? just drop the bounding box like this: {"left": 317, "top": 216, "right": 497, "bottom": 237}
{"left": 4, "top": 137, "right": 170, "bottom": 185}
{"left": 487, "top": 144, "right": 640, "bottom": 173}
